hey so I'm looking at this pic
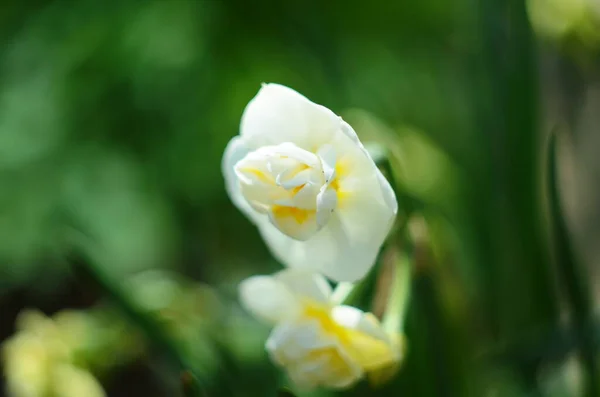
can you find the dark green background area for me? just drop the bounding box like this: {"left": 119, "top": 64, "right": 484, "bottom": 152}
{"left": 0, "top": 1, "right": 599, "bottom": 396}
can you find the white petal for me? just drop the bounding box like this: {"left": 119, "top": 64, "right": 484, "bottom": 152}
{"left": 266, "top": 323, "right": 303, "bottom": 365}
{"left": 276, "top": 169, "right": 313, "bottom": 190}
{"left": 288, "top": 348, "right": 361, "bottom": 390}
{"left": 240, "top": 83, "right": 341, "bottom": 151}
{"left": 338, "top": 121, "right": 398, "bottom": 217}
{"left": 332, "top": 306, "right": 390, "bottom": 343}
{"left": 267, "top": 320, "right": 335, "bottom": 370}
{"left": 274, "top": 269, "right": 332, "bottom": 303}
{"left": 268, "top": 142, "right": 321, "bottom": 168}
{"left": 266, "top": 320, "right": 362, "bottom": 389}
{"left": 222, "top": 136, "right": 262, "bottom": 223}
{"left": 332, "top": 171, "right": 396, "bottom": 268}
{"left": 339, "top": 120, "right": 361, "bottom": 144}
{"left": 238, "top": 275, "right": 301, "bottom": 325}
{"left": 258, "top": 212, "right": 386, "bottom": 282}
{"left": 273, "top": 183, "right": 320, "bottom": 210}
{"left": 285, "top": 361, "right": 323, "bottom": 389}
{"left": 316, "top": 187, "right": 337, "bottom": 227}
{"left": 376, "top": 168, "right": 398, "bottom": 217}
{"left": 317, "top": 144, "right": 336, "bottom": 183}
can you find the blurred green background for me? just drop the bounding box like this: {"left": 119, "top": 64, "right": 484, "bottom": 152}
{"left": 1, "top": 0, "right": 600, "bottom": 396}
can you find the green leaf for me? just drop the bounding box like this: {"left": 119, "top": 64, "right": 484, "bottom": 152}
{"left": 277, "top": 389, "right": 297, "bottom": 397}
{"left": 547, "top": 131, "right": 599, "bottom": 397}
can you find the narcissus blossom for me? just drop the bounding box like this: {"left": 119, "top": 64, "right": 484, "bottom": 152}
{"left": 223, "top": 84, "right": 397, "bottom": 282}
{"left": 239, "top": 269, "right": 403, "bottom": 389}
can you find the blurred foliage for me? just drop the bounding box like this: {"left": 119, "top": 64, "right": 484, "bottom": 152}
{"left": 0, "top": 0, "right": 600, "bottom": 396}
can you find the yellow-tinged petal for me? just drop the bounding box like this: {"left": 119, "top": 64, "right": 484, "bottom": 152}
{"left": 331, "top": 306, "right": 400, "bottom": 372}
{"left": 367, "top": 333, "right": 407, "bottom": 387}
{"left": 268, "top": 206, "right": 319, "bottom": 241}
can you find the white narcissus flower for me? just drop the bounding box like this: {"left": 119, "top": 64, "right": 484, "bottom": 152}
{"left": 222, "top": 83, "right": 398, "bottom": 282}
{"left": 239, "top": 269, "right": 403, "bottom": 389}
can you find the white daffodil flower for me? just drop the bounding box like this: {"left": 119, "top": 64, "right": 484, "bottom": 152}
{"left": 239, "top": 269, "right": 403, "bottom": 390}
{"left": 222, "top": 84, "right": 397, "bottom": 282}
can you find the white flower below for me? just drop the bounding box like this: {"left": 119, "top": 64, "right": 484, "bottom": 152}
{"left": 239, "top": 269, "right": 403, "bottom": 390}
{"left": 223, "top": 83, "right": 398, "bottom": 282}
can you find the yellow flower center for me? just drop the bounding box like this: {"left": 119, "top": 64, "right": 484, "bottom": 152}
{"left": 235, "top": 143, "right": 343, "bottom": 240}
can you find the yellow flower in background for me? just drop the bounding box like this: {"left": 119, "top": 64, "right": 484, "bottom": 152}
{"left": 2, "top": 310, "right": 105, "bottom": 397}
{"left": 222, "top": 83, "right": 397, "bottom": 282}
{"left": 52, "top": 364, "right": 106, "bottom": 397}
{"left": 239, "top": 269, "right": 403, "bottom": 389}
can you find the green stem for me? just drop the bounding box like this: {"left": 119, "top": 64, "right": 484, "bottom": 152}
{"left": 331, "top": 282, "right": 355, "bottom": 305}
{"left": 382, "top": 249, "right": 412, "bottom": 335}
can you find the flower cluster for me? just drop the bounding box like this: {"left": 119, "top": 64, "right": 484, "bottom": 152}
{"left": 240, "top": 269, "right": 403, "bottom": 389}
{"left": 223, "top": 84, "right": 405, "bottom": 390}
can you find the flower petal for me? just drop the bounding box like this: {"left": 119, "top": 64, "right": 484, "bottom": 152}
{"left": 222, "top": 136, "right": 263, "bottom": 223}
{"left": 332, "top": 306, "right": 390, "bottom": 343}
{"left": 240, "top": 83, "right": 341, "bottom": 151}
{"left": 258, "top": 212, "right": 386, "bottom": 282}
{"left": 238, "top": 275, "right": 301, "bottom": 325}
{"left": 317, "top": 144, "right": 336, "bottom": 183}
{"left": 316, "top": 187, "right": 337, "bottom": 227}
{"left": 274, "top": 269, "right": 332, "bottom": 304}
{"left": 267, "top": 206, "right": 319, "bottom": 241}
{"left": 266, "top": 320, "right": 332, "bottom": 365}
{"left": 331, "top": 306, "right": 399, "bottom": 372}
{"left": 337, "top": 120, "right": 397, "bottom": 217}
{"left": 266, "top": 319, "right": 362, "bottom": 389}
{"left": 287, "top": 347, "right": 361, "bottom": 390}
